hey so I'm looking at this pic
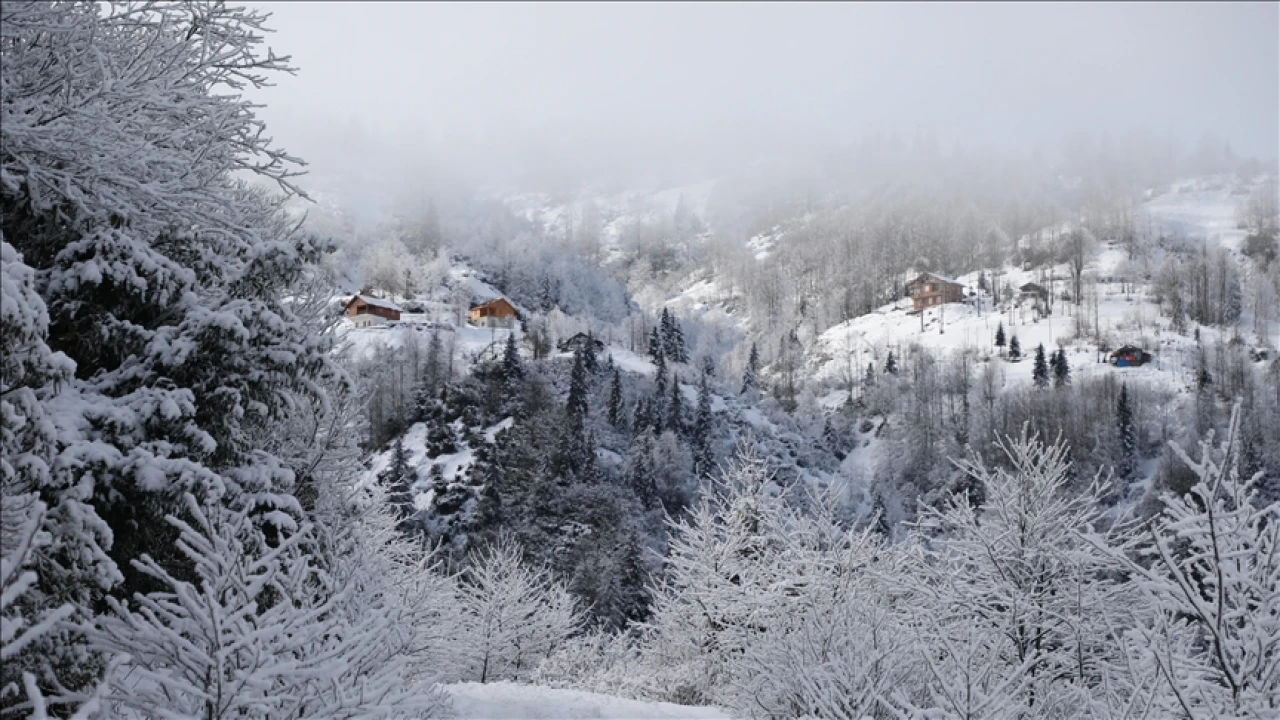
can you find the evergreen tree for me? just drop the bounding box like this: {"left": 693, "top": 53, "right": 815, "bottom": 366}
{"left": 1116, "top": 383, "right": 1135, "bottom": 482}
{"left": 553, "top": 347, "right": 596, "bottom": 483}
{"left": 425, "top": 389, "right": 458, "bottom": 458}
{"left": 741, "top": 343, "right": 760, "bottom": 395}
{"left": 1009, "top": 334, "right": 1022, "bottom": 360}
{"left": 566, "top": 345, "right": 591, "bottom": 428}
{"left": 884, "top": 350, "right": 898, "bottom": 375}
{"left": 625, "top": 431, "right": 658, "bottom": 509}
{"left": 582, "top": 330, "right": 599, "bottom": 375}
{"left": 701, "top": 355, "right": 716, "bottom": 377}
{"left": 607, "top": 368, "right": 625, "bottom": 428}
{"left": 822, "top": 418, "right": 845, "bottom": 461}
{"left": 0, "top": 2, "right": 356, "bottom": 704}
{"left": 1033, "top": 344, "right": 1049, "bottom": 387}
{"left": 502, "top": 331, "right": 524, "bottom": 385}
{"left": 633, "top": 398, "right": 651, "bottom": 436}
{"left": 654, "top": 350, "right": 669, "bottom": 402}
{"left": 667, "top": 374, "right": 685, "bottom": 434}
{"left": 864, "top": 362, "right": 876, "bottom": 388}
{"left": 692, "top": 374, "right": 715, "bottom": 476}
{"left": 615, "top": 531, "right": 652, "bottom": 625}
{"left": 379, "top": 436, "right": 416, "bottom": 529}
{"left": 648, "top": 326, "right": 665, "bottom": 364}
{"left": 1053, "top": 348, "right": 1071, "bottom": 387}
{"left": 667, "top": 315, "right": 688, "bottom": 364}
{"left": 995, "top": 322, "right": 1006, "bottom": 350}
{"left": 425, "top": 330, "right": 445, "bottom": 388}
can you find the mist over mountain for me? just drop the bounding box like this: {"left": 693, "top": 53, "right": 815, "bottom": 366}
{"left": 4, "top": 3, "right": 1277, "bottom": 718}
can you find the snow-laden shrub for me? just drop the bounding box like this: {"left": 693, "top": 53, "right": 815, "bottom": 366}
{"left": 84, "top": 494, "right": 448, "bottom": 719}
{"left": 455, "top": 534, "right": 584, "bottom": 684}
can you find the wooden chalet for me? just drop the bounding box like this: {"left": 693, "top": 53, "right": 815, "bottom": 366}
{"left": 345, "top": 294, "right": 402, "bottom": 328}
{"left": 906, "top": 272, "right": 965, "bottom": 312}
{"left": 558, "top": 332, "right": 605, "bottom": 354}
{"left": 1019, "top": 282, "right": 1049, "bottom": 302}
{"left": 469, "top": 297, "right": 517, "bottom": 329}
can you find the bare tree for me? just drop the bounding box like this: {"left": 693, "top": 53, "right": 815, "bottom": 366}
{"left": 1063, "top": 228, "right": 1093, "bottom": 306}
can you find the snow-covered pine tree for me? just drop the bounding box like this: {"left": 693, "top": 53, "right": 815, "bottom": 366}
{"left": 425, "top": 390, "right": 458, "bottom": 458}
{"left": 502, "top": 331, "right": 524, "bottom": 385}
{"left": 625, "top": 430, "right": 658, "bottom": 509}
{"left": 607, "top": 369, "right": 625, "bottom": 429}
{"left": 740, "top": 343, "right": 759, "bottom": 395}
{"left": 1033, "top": 344, "right": 1049, "bottom": 387}
{"left": 995, "top": 321, "right": 1006, "bottom": 350}
{"left": 1053, "top": 347, "right": 1071, "bottom": 387}
{"left": 552, "top": 346, "right": 596, "bottom": 483}
{"left": 648, "top": 327, "right": 665, "bottom": 364}
{"left": 425, "top": 330, "right": 445, "bottom": 389}
{"left": 692, "top": 374, "right": 715, "bottom": 477}
{"left": 1117, "top": 383, "right": 1136, "bottom": 483}
{"left": 632, "top": 399, "right": 651, "bottom": 437}
{"left": 667, "top": 374, "right": 684, "bottom": 434}
{"left": 1009, "top": 334, "right": 1022, "bottom": 360}
{"left": 379, "top": 436, "right": 417, "bottom": 532}
{"left": 2, "top": 0, "right": 342, "bottom": 701}
{"left": 1, "top": 239, "right": 119, "bottom": 708}
{"left": 566, "top": 346, "right": 591, "bottom": 428}
{"left": 582, "top": 331, "right": 599, "bottom": 375}
{"left": 664, "top": 312, "right": 688, "bottom": 364}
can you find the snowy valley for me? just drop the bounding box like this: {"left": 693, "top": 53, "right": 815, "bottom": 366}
{"left": 3, "top": 3, "right": 1278, "bottom": 719}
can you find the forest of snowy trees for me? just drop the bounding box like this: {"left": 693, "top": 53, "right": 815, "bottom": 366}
{"left": 3, "top": 2, "right": 1279, "bottom": 719}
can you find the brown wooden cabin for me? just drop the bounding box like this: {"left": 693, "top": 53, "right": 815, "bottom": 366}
{"left": 345, "top": 295, "right": 402, "bottom": 327}
{"left": 469, "top": 297, "right": 517, "bottom": 328}
{"left": 907, "top": 272, "right": 965, "bottom": 312}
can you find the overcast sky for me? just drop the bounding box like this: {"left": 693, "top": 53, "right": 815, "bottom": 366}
{"left": 247, "top": 2, "right": 1278, "bottom": 193}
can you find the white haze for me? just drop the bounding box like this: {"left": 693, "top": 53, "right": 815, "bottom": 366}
{"left": 244, "top": 2, "right": 1279, "bottom": 218}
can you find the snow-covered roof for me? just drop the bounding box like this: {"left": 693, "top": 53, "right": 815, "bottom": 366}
{"left": 910, "top": 272, "right": 964, "bottom": 287}
{"left": 348, "top": 294, "right": 402, "bottom": 312}
{"left": 470, "top": 297, "right": 514, "bottom": 311}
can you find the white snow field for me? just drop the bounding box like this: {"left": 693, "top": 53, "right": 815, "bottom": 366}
{"left": 442, "top": 682, "right": 731, "bottom": 720}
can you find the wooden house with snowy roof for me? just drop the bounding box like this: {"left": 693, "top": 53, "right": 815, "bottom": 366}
{"left": 345, "top": 294, "right": 402, "bottom": 328}
{"left": 469, "top": 297, "right": 517, "bottom": 329}
{"left": 906, "top": 272, "right": 965, "bottom": 312}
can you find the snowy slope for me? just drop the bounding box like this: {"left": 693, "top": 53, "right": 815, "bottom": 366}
{"left": 442, "top": 682, "right": 730, "bottom": 720}
{"left": 806, "top": 175, "right": 1277, "bottom": 395}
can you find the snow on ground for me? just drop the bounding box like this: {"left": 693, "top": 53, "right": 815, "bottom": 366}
{"left": 442, "top": 682, "right": 730, "bottom": 720}
{"left": 809, "top": 283, "right": 1194, "bottom": 391}
{"left": 1143, "top": 175, "right": 1253, "bottom": 251}
{"left": 607, "top": 347, "right": 657, "bottom": 378}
